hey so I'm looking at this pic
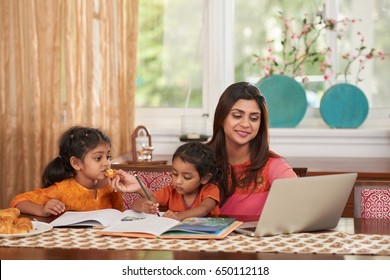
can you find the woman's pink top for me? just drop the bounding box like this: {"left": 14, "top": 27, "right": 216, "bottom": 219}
{"left": 220, "top": 157, "right": 297, "bottom": 216}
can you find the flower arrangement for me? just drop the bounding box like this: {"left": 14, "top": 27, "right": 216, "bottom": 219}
{"left": 254, "top": 12, "right": 388, "bottom": 86}
{"left": 334, "top": 18, "right": 388, "bottom": 85}
{"left": 254, "top": 12, "right": 334, "bottom": 79}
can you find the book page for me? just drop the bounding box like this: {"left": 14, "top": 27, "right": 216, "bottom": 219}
{"left": 50, "top": 209, "right": 143, "bottom": 227}
{"left": 100, "top": 215, "right": 179, "bottom": 236}
{"left": 165, "top": 217, "right": 236, "bottom": 234}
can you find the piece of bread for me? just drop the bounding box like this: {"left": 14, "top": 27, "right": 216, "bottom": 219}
{"left": 105, "top": 168, "right": 117, "bottom": 179}
{"left": 0, "top": 219, "right": 13, "bottom": 234}
{"left": 0, "top": 207, "right": 20, "bottom": 223}
{"left": 0, "top": 207, "right": 33, "bottom": 234}
{"left": 11, "top": 217, "right": 33, "bottom": 234}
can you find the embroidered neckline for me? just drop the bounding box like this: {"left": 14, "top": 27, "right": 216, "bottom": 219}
{"left": 229, "top": 159, "right": 271, "bottom": 194}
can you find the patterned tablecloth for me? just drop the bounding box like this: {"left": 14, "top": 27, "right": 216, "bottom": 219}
{"left": 1, "top": 227, "right": 390, "bottom": 255}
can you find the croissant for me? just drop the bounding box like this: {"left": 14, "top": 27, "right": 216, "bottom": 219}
{"left": 11, "top": 217, "right": 33, "bottom": 234}
{"left": 0, "top": 207, "right": 20, "bottom": 221}
{"left": 0, "top": 219, "right": 13, "bottom": 234}
{"left": 0, "top": 208, "right": 33, "bottom": 234}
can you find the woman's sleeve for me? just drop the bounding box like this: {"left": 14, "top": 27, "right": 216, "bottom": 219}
{"left": 268, "top": 157, "right": 297, "bottom": 185}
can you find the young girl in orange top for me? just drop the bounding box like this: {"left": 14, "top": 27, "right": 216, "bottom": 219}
{"left": 10, "top": 126, "right": 139, "bottom": 217}
{"left": 112, "top": 142, "right": 222, "bottom": 221}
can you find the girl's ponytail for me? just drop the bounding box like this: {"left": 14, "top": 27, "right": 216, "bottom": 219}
{"left": 41, "top": 156, "right": 69, "bottom": 188}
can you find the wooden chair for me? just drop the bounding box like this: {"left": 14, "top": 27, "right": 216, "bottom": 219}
{"left": 354, "top": 181, "right": 390, "bottom": 219}
{"left": 113, "top": 164, "right": 173, "bottom": 209}
{"left": 292, "top": 167, "right": 308, "bottom": 177}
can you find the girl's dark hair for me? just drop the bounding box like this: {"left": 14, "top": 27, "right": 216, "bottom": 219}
{"left": 172, "top": 142, "right": 222, "bottom": 185}
{"left": 207, "top": 82, "right": 280, "bottom": 204}
{"left": 41, "top": 126, "right": 111, "bottom": 188}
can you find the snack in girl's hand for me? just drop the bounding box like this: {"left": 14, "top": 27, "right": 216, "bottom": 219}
{"left": 105, "top": 168, "right": 117, "bottom": 179}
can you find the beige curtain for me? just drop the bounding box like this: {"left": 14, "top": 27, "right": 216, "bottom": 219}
{"left": 0, "top": 0, "right": 138, "bottom": 209}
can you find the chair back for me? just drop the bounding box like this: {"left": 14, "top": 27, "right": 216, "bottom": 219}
{"left": 112, "top": 164, "right": 173, "bottom": 209}
{"left": 354, "top": 181, "right": 390, "bottom": 218}
{"left": 292, "top": 167, "right": 308, "bottom": 177}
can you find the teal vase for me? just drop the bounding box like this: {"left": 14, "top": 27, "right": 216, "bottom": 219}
{"left": 320, "top": 83, "right": 369, "bottom": 128}
{"left": 256, "top": 75, "right": 307, "bottom": 128}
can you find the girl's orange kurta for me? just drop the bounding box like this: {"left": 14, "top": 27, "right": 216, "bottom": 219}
{"left": 10, "top": 178, "right": 124, "bottom": 211}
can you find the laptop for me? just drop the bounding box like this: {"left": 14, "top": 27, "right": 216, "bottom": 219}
{"left": 235, "top": 173, "right": 357, "bottom": 237}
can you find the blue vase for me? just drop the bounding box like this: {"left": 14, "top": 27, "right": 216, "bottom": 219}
{"left": 256, "top": 75, "right": 307, "bottom": 128}
{"left": 320, "top": 83, "right": 369, "bottom": 128}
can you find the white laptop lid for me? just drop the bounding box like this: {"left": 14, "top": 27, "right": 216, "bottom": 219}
{"left": 237, "top": 173, "right": 357, "bottom": 237}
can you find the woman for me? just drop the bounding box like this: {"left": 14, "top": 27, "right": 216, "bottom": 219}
{"left": 207, "top": 82, "right": 297, "bottom": 216}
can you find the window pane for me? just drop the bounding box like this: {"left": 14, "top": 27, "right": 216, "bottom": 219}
{"left": 136, "top": 0, "right": 203, "bottom": 108}
{"left": 339, "top": 0, "right": 390, "bottom": 108}
{"left": 234, "top": 0, "right": 327, "bottom": 108}
{"left": 234, "top": 0, "right": 327, "bottom": 80}
{"left": 235, "top": 0, "right": 390, "bottom": 109}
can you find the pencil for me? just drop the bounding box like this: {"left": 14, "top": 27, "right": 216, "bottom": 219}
{"left": 134, "top": 174, "right": 161, "bottom": 217}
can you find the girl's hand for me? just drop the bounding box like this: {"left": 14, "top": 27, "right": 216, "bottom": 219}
{"left": 111, "top": 169, "right": 141, "bottom": 193}
{"left": 42, "top": 199, "right": 65, "bottom": 216}
{"left": 141, "top": 200, "right": 160, "bottom": 214}
{"left": 163, "top": 210, "right": 181, "bottom": 221}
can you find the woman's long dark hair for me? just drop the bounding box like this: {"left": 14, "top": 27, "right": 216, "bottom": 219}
{"left": 41, "top": 126, "right": 111, "bottom": 188}
{"left": 207, "top": 82, "right": 280, "bottom": 205}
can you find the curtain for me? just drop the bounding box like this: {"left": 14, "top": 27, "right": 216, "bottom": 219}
{"left": 0, "top": 0, "right": 138, "bottom": 209}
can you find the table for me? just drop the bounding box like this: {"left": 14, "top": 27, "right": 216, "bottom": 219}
{"left": 1, "top": 217, "right": 389, "bottom": 260}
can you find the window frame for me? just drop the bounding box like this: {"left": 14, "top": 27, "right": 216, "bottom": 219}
{"left": 135, "top": 0, "right": 389, "bottom": 139}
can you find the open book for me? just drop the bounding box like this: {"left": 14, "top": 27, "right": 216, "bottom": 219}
{"left": 49, "top": 209, "right": 241, "bottom": 239}
{"left": 50, "top": 209, "right": 148, "bottom": 227}
{"left": 98, "top": 215, "right": 242, "bottom": 239}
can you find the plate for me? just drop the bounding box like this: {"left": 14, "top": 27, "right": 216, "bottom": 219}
{"left": 0, "top": 221, "right": 53, "bottom": 238}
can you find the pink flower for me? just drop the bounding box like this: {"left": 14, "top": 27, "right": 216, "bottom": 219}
{"left": 255, "top": 13, "right": 389, "bottom": 85}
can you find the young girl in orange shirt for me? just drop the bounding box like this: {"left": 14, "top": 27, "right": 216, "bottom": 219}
{"left": 10, "top": 126, "right": 139, "bottom": 217}
{"left": 112, "top": 142, "right": 222, "bottom": 221}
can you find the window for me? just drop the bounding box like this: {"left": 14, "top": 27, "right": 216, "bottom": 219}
{"left": 136, "top": 0, "right": 390, "bottom": 136}
{"left": 234, "top": 0, "right": 390, "bottom": 109}
{"left": 136, "top": 0, "right": 204, "bottom": 108}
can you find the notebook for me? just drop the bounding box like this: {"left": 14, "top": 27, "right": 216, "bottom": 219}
{"left": 235, "top": 173, "right": 357, "bottom": 237}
